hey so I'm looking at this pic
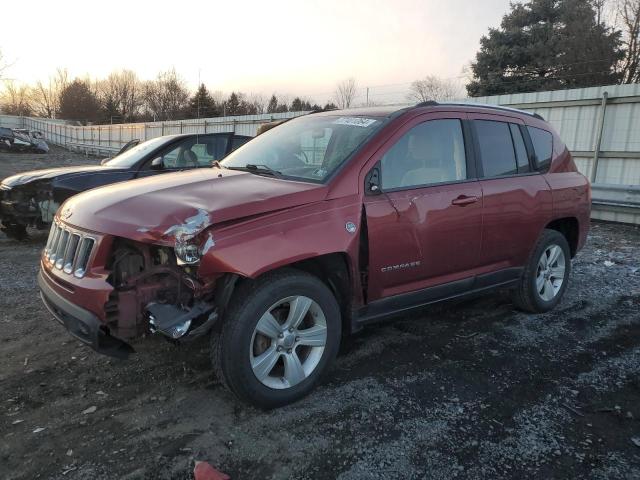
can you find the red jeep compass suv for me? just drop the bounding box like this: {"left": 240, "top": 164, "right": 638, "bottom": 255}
{"left": 38, "top": 103, "right": 590, "bottom": 407}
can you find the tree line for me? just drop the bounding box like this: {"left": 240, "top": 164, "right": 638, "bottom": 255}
{"left": 0, "top": 67, "right": 338, "bottom": 124}
{"left": 467, "top": 0, "right": 640, "bottom": 96}
{"left": 1, "top": 0, "right": 639, "bottom": 118}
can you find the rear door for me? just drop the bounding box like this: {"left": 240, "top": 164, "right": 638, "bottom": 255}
{"left": 364, "top": 113, "right": 483, "bottom": 301}
{"left": 469, "top": 114, "right": 553, "bottom": 271}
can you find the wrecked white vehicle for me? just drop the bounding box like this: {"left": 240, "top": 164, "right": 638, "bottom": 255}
{"left": 0, "top": 128, "right": 49, "bottom": 153}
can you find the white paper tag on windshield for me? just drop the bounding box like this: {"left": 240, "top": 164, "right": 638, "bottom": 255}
{"left": 333, "top": 117, "right": 378, "bottom": 128}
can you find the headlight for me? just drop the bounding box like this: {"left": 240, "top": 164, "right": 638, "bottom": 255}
{"left": 175, "top": 242, "right": 200, "bottom": 264}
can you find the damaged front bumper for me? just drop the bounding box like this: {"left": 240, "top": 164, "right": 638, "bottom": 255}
{"left": 38, "top": 269, "right": 134, "bottom": 359}
{"left": 38, "top": 268, "right": 220, "bottom": 359}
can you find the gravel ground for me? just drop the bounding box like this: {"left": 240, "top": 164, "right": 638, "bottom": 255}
{"left": 1, "top": 148, "right": 639, "bottom": 479}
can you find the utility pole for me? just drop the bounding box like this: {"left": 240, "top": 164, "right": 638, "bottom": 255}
{"left": 197, "top": 68, "right": 201, "bottom": 119}
{"left": 366, "top": 87, "right": 369, "bottom": 106}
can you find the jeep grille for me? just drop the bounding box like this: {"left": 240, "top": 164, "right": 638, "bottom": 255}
{"left": 44, "top": 221, "right": 95, "bottom": 278}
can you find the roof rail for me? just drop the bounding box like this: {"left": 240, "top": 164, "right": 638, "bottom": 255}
{"left": 414, "top": 101, "right": 545, "bottom": 121}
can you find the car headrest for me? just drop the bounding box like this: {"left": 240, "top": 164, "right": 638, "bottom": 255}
{"left": 183, "top": 150, "right": 198, "bottom": 163}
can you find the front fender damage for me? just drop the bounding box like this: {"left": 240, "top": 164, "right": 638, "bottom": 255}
{"left": 103, "top": 209, "right": 228, "bottom": 349}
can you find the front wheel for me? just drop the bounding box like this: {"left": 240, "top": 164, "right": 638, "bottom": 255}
{"left": 512, "top": 229, "right": 571, "bottom": 313}
{"left": 211, "top": 269, "right": 341, "bottom": 408}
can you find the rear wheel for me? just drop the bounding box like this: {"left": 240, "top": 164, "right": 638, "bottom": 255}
{"left": 513, "top": 229, "right": 571, "bottom": 313}
{"left": 211, "top": 269, "right": 341, "bottom": 408}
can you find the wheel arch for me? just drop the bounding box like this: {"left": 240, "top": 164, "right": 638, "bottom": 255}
{"left": 218, "top": 252, "right": 353, "bottom": 336}
{"left": 545, "top": 217, "right": 580, "bottom": 257}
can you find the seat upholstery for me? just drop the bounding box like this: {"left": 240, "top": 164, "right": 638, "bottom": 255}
{"left": 182, "top": 150, "right": 198, "bottom": 166}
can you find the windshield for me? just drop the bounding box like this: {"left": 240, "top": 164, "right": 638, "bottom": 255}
{"left": 220, "top": 115, "right": 384, "bottom": 182}
{"left": 104, "top": 136, "right": 171, "bottom": 168}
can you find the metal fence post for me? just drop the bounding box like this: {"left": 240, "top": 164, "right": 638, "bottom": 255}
{"left": 591, "top": 91, "right": 609, "bottom": 183}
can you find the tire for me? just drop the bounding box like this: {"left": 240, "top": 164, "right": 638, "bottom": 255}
{"left": 512, "top": 229, "right": 571, "bottom": 313}
{"left": 211, "top": 269, "right": 341, "bottom": 409}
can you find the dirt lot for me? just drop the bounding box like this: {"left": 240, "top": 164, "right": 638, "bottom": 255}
{"left": 1, "top": 147, "right": 639, "bottom": 480}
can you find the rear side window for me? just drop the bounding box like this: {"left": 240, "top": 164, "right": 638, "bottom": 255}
{"left": 527, "top": 126, "right": 553, "bottom": 171}
{"left": 509, "top": 124, "right": 530, "bottom": 173}
{"left": 475, "top": 120, "right": 518, "bottom": 177}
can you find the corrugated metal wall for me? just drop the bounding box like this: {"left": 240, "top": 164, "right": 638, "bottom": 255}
{"left": 468, "top": 83, "right": 640, "bottom": 224}
{"left": 470, "top": 84, "right": 640, "bottom": 182}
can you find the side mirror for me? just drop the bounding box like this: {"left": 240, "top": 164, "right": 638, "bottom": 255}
{"left": 365, "top": 167, "right": 381, "bottom": 195}
{"left": 150, "top": 157, "right": 164, "bottom": 170}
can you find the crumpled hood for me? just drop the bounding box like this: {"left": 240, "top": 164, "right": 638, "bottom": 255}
{"left": 1, "top": 164, "right": 113, "bottom": 188}
{"left": 60, "top": 168, "right": 327, "bottom": 243}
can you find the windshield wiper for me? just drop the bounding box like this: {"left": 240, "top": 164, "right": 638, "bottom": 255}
{"left": 226, "top": 164, "right": 282, "bottom": 177}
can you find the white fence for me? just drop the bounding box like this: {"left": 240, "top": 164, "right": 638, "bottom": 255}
{"left": 1, "top": 83, "right": 639, "bottom": 223}
{"left": 1, "top": 111, "right": 309, "bottom": 156}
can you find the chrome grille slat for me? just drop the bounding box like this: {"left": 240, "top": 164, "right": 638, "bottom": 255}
{"left": 55, "top": 230, "right": 69, "bottom": 269}
{"left": 43, "top": 221, "right": 95, "bottom": 278}
{"left": 63, "top": 234, "right": 80, "bottom": 274}
{"left": 48, "top": 225, "right": 62, "bottom": 262}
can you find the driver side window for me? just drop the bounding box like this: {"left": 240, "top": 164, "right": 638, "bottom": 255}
{"left": 381, "top": 119, "right": 467, "bottom": 190}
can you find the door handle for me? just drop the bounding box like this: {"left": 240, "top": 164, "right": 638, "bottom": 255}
{"left": 451, "top": 195, "right": 479, "bottom": 206}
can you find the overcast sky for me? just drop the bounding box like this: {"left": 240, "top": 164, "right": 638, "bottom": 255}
{"left": 1, "top": 0, "right": 512, "bottom": 103}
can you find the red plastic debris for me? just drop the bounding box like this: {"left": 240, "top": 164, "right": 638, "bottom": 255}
{"left": 194, "top": 461, "right": 230, "bottom": 480}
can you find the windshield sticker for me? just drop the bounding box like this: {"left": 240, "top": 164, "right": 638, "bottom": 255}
{"left": 333, "top": 117, "right": 378, "bottom": 128}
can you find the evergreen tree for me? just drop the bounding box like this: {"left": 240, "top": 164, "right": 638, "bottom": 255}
{"left": 467, "top": 0, "right": 623, "bottom": 96}
{"left": 58, "top": 79, "right": 101, "bottom": 124}
{"left": 187, "top": 83, "right": 218, "bottom": 118}
{"left": 224, "top": 92, "right": 241, "bottom": 115}
{"left": 267, "top": 94, "right": 279, "bottom": 113}
{"left": 290, "top": 97, "right": 314, "bottom": 111}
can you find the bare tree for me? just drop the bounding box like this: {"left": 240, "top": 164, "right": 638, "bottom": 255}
{"left": 619, "top": 0, "right": 640, "bottom": 83}
{"left": 407, "top": 76, "right": 462, "bottom": 103}
{"left": 143, "top": 68, "right": 190, "bottom": 121}
{"left": 0, "top": 80, "right": 32, "bottom": 116}
{"left": 99, "top": 69, "right": 143, "bottom": 122}
{"left": 29, "top": 68, "right": 69, "bottom": 118}
{"left": 248, "top": 93, "right": 267, "bottom": 114}
{"left": 334, "top": 77, "right": 357, "bottom": 109}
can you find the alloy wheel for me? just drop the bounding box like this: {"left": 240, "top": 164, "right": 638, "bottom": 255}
{"left": 249, "top": 296, "right": 327, "bottom": 389}
{"left": 536, "top": 244, "right": 566, "bottom": 302}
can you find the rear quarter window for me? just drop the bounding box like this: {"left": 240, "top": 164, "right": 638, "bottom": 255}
{"left": 527, "top": 126, "right": 553, "bottom": 171}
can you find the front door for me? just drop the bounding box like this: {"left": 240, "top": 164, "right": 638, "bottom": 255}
{"left": 364, "top": 114, "right": 483, "bottom": 302}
